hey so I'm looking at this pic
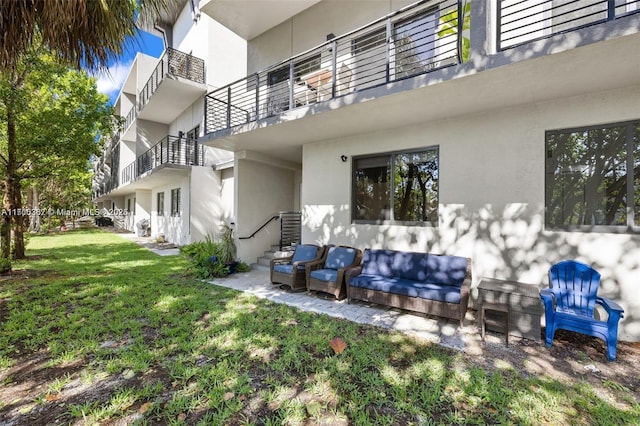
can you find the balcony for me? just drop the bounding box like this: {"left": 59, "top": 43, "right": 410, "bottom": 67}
{"left": 202, "top": 0, "right": 639, "bottom": 155}
{"left": 118, "top": 135, "right": 204, "bottom": 189}
{"left": 136, "top": 48, "right": 207, "bottom": 124}
{"left": 205, "top": 0, "right": 462, "bottom": 135}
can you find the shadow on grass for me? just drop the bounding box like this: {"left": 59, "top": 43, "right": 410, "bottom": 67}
{"left": 0, "top": 229, "right": 638, "bottom": 425}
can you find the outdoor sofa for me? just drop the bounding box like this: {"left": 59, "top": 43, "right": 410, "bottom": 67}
{"left": 345, "top": 249, "right": 472, "bottom": 326}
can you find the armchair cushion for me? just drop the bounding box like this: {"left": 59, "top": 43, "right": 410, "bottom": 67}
{"left": 273, "top": 264, "right": 305, "bottom": 275}
{"left": 292, "top": 245, "right": 321, "bottom": 263}
{"left": 309, "top": 269, "right": 339, "bottom": 283}
{"left": 324, "top": 246, "right": 358, "bottom": 270}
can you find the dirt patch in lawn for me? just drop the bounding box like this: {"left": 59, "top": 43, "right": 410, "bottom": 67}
{"left": 467, "top": 328, "right": 640, "bottom": 397}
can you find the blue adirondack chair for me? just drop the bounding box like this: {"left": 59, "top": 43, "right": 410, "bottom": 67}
{"left": 540, "top": 260, "right": 624, "bottom": 361}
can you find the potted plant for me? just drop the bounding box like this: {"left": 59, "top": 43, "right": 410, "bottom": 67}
{"left": 218, "top": 223, "right": 238, "bottom": 273}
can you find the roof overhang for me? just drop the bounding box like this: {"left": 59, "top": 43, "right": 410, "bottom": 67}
{"left": 199, "top": 0, "right": 322, "bottom": 39}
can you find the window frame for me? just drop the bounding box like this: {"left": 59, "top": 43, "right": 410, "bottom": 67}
{"left": 544, "top": 119, "right": 639, "bottom": 233}
{"left": 351, "top": 146, "right": 439, "bottom": 226}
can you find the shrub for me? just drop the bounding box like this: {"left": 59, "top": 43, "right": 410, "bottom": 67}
{"left": 179, "top": 235, "right": 231, "bottom": 279}
{"left": 0, "top": 257, "right": 11, "bottom": 274}
{"left": 235, "top": 261, "right": 251, "bottom": 273}
{"left": 218, "top": 224, "right": 237, "bottom": 264}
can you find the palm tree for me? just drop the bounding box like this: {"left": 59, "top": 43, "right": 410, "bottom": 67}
{"left": 0, "top": 0, "right": 172, "bottom": 71}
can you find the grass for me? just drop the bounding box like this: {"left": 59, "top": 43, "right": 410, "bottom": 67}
{"left": 0, "top": 228, "right": 638, "bottom": 425}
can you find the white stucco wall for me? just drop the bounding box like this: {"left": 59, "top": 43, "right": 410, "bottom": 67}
{"left": 170, "top": 98, "right": 234, "bottom": 167}
{"left": 247, "top": 0, "right": 415, "bottom": 73}
{"left": 134, "top": 189, "right": 152, "bottom": 228}
{"left": 150, "top": 177, "right": 190, "bottom": 245}
{"left": 120, "top": 141, "right": 136, "bottom": 174}
{"left": 302, "top": 85, "right": 640, "bottom": 342}
{"left": 235, "top": 155, "right": 298, "bottom": 263}
{"left": 173, "top": 2, "right": 246, "bottom": 89}
{"left": 190, "top": 166, "right": 224, "bottom": 242}
{"left": 136, "top": 120, "right": 169, "bottom": 152}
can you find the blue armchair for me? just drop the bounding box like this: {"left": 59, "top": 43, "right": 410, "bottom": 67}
{"left": 306, "top": 245, "right": 362, "bottom": 299}
{"left": 540, "top": 260, "right": 624, "bottom": 361}
{"left": 270, "top": 244, "right": 325, "bottom": 292}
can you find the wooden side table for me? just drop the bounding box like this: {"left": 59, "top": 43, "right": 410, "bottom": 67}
{"left": 477, "top": 278, "right": 544, "bottom": 341}
{"left": 481, "top": 302, "right": 510, "bottom": 345}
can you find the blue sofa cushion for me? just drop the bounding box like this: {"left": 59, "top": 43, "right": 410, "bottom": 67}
{"left": 390, "top": 251, "right": 431, "bottom": 281}
{"left": 310, "top": 269, "right": 339, "bottom": 283}
{"left": 349, "top": 275, "right": 462, "bottom": 304}
{"left": 360, "top": 249, "right": 396, "bottom": 277}
{"left": 291, "top": 245, "right": 319, "bottom": 263}
{"left": 324, "top": 246, "right": 357, "bottom": 270}
{"left": 424, "top": 255, "right": 467, "bottom": 287}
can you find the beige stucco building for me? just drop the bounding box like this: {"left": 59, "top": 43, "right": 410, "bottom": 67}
{"left": 94, "top": 0, "right": 640, "bottom": 342}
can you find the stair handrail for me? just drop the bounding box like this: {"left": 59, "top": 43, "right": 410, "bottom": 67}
{"left": 238, "top": 214, "right": 279, "bottom": 240}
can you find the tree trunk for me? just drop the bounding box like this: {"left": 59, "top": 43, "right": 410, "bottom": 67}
{"left": 3, "top": 106, "right": 25, "bottom": 259}
{"left": 28, "top": 186, "right": 41, "bottom": 232}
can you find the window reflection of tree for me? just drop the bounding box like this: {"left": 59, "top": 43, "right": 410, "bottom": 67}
{"left": 395, "top": 151, "right": 438, "bottom": 223}
{"left": 354, "top": 156, "right": 390, "bottom": 221}
{"left": 546, "top": 122, "right": 639, "bottom": 228}
{"left": 353, "top": 148, "right": 438, "bottom": 224}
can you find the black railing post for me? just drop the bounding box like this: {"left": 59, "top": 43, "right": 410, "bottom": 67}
{"left": 226, "top": 86, "right": 232, "bottom": 129}
{"left": 457, "top": 0, "right": 464, "bottom": 64}
{"left": 496, "top": 0, "right": 502, "bottom": 51}
{"left": 255, "top": 73, "right": 260, "bottom": 121}
{"left": 330, "top": 40, "right": 338, "bottom": 98}
{"left": 385, "top": 18, "right": 392, "bottom": 83}
{"left": 204, "top": 95, "right": 208, "bottom": 133}
{"left": 607, "top": 0, "right": 616, "bottom": 21}
{"left": 288, "top": 61, "right": 295, "bottom": 109}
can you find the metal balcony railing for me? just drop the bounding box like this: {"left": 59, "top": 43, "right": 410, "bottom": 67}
{"left": 123, "top": 106, "right": 137, "bottom": 132}
{"left": 120, "top": 135, "right": 204, "bottom": 185}
{"left": 205, "top": 0, "right": 463, "bottom": 133}
{"left": 121, "top": 161, "right": 136, "bottom": 185}
{"left": 138, "top": 48, "right": 205, "bottom": 112}
{"left": 498, "top": 0, "right": 640, "bottom": 50}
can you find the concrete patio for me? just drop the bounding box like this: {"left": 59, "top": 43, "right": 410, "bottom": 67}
{"left": 206, "top": 268, "right": 490, "bottom": 355}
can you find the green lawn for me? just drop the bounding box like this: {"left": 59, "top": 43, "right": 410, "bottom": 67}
{"left": 0, "top": 229, "right": 638, "bottom": 425}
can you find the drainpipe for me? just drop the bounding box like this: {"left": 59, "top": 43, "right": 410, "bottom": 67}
{"left": 154, "top": 22, "right": 172, "bottom": 49}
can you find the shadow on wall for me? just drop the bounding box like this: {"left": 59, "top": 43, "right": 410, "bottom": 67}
{"left": 303, "top": 203, "right": 640, "bottom": 341}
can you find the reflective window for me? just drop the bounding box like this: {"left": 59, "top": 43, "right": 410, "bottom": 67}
{"left": 353, "top": 147, "right": 439, "bottom": 225}
{"left": 171, "top": 188, "right": 181, "bottom": 217}
{"left": 545, "top": 120, "right": 640, "bottom": 230}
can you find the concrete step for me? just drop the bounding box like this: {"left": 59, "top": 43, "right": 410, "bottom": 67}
{"left": 253, "top": 245, "right": 296, "bottom": 271}
{"left": 251, "top": 262, "right": 269, "bottom": 272}
{"left": 256, "top": 256, "right": 272, "bottom": 267}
